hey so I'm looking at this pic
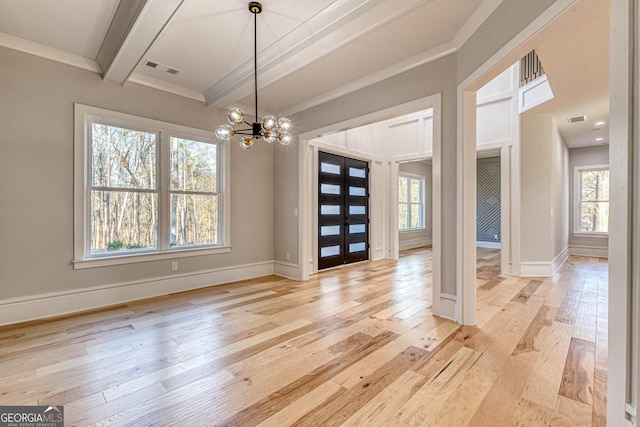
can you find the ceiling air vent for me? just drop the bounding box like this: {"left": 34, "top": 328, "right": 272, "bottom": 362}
{"left": 145, "top": 60, "right": 158, "bottom": 68}
{"left": 568, "top": 115, "right": 587, "bottom": 123}
{"left": 166, "top": 68, "right": 180, "bottom": 75}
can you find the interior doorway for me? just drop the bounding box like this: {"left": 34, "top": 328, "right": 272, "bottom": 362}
{"left": 299, "top": 93, "right": 447, "bottom": 317}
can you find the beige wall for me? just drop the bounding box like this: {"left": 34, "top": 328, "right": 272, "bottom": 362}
{"left": 520, "top": 114, "right": 555, "bottom": 262}
{"left": 520, "top": 113, "right": 569, "bottom": 265}
{"left": 0, "top": 47, "right": 274, "bottom": 300}
{"left": 551, "top": 121, "right": 570, "bottom": 258}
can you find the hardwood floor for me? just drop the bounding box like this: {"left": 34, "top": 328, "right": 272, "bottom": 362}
{"left": 0, "top": 248, "right": 607, "bottom": 426}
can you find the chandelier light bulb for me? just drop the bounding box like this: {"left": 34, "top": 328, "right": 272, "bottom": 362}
{"left": 215, "top": 124, "right": 234, "bottom": 141}
{"left": 262, "top": 115, "right": 277, "bottom": 131}
{"left": 278, "top": 131, "right": 292, "bottom": 146}
{"left": 263, "top": 131, "right": 277, "bottom": 144}
{"left": 277, "top": 117, "right": 292, "bottom": 131}
{"left": 227, "top": 108, "right": 245, "bottom": 125}
{"left": 239, "top": 137, "right": 254, "bottom": 150}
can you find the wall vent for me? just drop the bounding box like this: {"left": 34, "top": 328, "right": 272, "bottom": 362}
{"left": 568, "top": 115, "right": 587, "bottom": 123}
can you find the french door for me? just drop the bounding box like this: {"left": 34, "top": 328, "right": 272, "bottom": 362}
{"left": 318, "top": 152, "right": 369, "bottom": 270}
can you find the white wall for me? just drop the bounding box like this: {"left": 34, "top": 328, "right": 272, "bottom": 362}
{"left": 568, "top": 145, "right": 609, "bottom": 256}
{"left": 0, "top": 47, "right": 275, "bottom": 323}
{"left": 475, "top": 64, "right": 521, "bottom": 274}
{"left": 477, "top": 66, "right": 517, "bottom": 149}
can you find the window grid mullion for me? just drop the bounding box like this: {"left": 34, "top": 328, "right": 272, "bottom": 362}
{"left": 159, "top": 131, "right": 170, "bottom": 251}
{"left": 407, "top": 181, "right": 413, "bottom": 229}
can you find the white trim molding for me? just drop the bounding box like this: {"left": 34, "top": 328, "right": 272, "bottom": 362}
{"left": 520, "top": 262, "right": 554, "bottom": 277}
{"left": 273, "top": 261, "right": 301, "bottom": 280}
{"left": 0, "top": 31, "right": 101, "bottom": 73}
{"left": 476, "top": 241, "right": 501, "bottom": 249}
{"left": 552, "top": 246, "right": 570, "bottom": 275}
{"left": 399, "top": 237, "right": 432, "bottom": 251}
{"left": 518, "top": 74, "right": 554, "bottom": 113}
{"left": 520, "top": 246, "right": 569, "bottom": 277}
{"left": 569, "top": 245, "right": 609, "bottom": 258}
{"left": 439, "top": 293, "right": 457, "bottom": 321}
{"left": 0, "top": 261, "right": 278, "bottom": 327}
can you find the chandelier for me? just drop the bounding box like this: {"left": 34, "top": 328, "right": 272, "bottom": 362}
{"left": 215, "top": 2, "right": 292, "bottom": 149}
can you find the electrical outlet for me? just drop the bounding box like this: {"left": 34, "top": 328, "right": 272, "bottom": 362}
{"left": 171, "top": 261, "right": 178, "bottom": 271}
{"left": 286, "top": 252, "right": 291, "bottom": 260}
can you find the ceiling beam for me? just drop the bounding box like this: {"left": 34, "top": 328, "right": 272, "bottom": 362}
{"left": 96, "top": 0, "right": 183, "bottom": 84}
{"left": 203, "top": 0, "right": 421, "bottom": 108}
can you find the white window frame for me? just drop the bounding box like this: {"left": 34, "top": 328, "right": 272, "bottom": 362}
{"left": 398, "top": 172, "right": 426, "bottom": 231}
{"left": 73, "top": 104, "right": 230, "bottom": 269}
{"left": 573, "top": 164, "right": 609, "bottom": 236}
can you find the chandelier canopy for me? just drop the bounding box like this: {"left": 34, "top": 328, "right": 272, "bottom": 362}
{"left": 215, "top": 2, "right": 292, "bottom": 150}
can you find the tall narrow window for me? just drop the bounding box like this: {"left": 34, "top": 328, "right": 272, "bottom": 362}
{"left": 74, "top": 104, "right": 229, "bottom": 268}
{"left": 170, "top": 137, "right": 220, "bottom": 247}
{"left": 90, "top": 123, "right": 159, "bottom": 254}
{"left": 576, "top": 166, "right": 609, "bottom": 233}
{"left": 398, "top": 174, "right": 425, "bottom": 230}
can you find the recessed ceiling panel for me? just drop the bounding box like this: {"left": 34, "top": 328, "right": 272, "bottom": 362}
{"left": 239, "top": 0, "right": 484, "bottom": 113}
{"left": 0, "top": 0, "right": 119, "bottom": 58}
{"left": 134, "top": 0, "right": 335, "bottom": 92}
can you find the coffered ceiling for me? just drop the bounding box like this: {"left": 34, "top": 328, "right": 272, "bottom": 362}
{"left": 0, "top": 0, "right": 497, "bottom": 115}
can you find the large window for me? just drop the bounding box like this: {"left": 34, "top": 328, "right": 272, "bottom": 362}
{"left": 575, "top": 165, "right": 609, "bottom": 234}
{"left": 398, "top": 174, "right": 425, "bottom": 230}
{"left": 74, "top": 104, "right": 229, "bottom": 268}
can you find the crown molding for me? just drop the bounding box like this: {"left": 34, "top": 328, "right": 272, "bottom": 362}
{"left": 127, "top": 72, "right": 205, "bottom": 101}
{"left": 0, "top": 31, "right": 101, "bottom": 73}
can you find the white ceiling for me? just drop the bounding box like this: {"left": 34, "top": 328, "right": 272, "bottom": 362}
{"left": 0, "top": 0, "right": 608, "bottom": 149}
{"left": 526, "top": 0, "right": 609, "bottom": 149}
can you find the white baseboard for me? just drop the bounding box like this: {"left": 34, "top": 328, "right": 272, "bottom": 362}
{"left": 476, "top": 241, "right": 501, "bottom": 249}
{"left": 552, "top": 246, "right": 570, "bottom": 275}
{"left": 274, "top": 261, "right": 301, "bottom": 280}
{"left": 439, "top": 293, "right": 457, "bottom": 321}
{"left": 569, "top": 245, "right": 608, "bottom": 258}
{"left": 0, "top": 261, "right": 276, "bottom": 327}
{"left": 520, "top": 246, "right": 569, "bottom": 277}
{"left": 520, "top": 262, "right": 554, "bottom": 277}
{"left": 399, "top": 237, "right": 433, "bottom": 250}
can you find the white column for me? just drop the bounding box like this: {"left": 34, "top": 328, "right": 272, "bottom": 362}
{"left": 608, "top": 0, "right": 637, "bottom": 425}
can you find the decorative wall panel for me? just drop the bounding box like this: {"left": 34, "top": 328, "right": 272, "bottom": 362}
{"left": 477, "top": 157, "right": 501, "bottom": 242}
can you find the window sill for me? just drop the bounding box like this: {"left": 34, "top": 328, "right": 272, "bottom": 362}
{"left": 572, "top": 232, "right": 608, "bottom": 239}
{"left": 399, "top": 228, "right": 427, "bottom": 233}
{"left": 73, "top": 246, "right": 232, "bottom": 269}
